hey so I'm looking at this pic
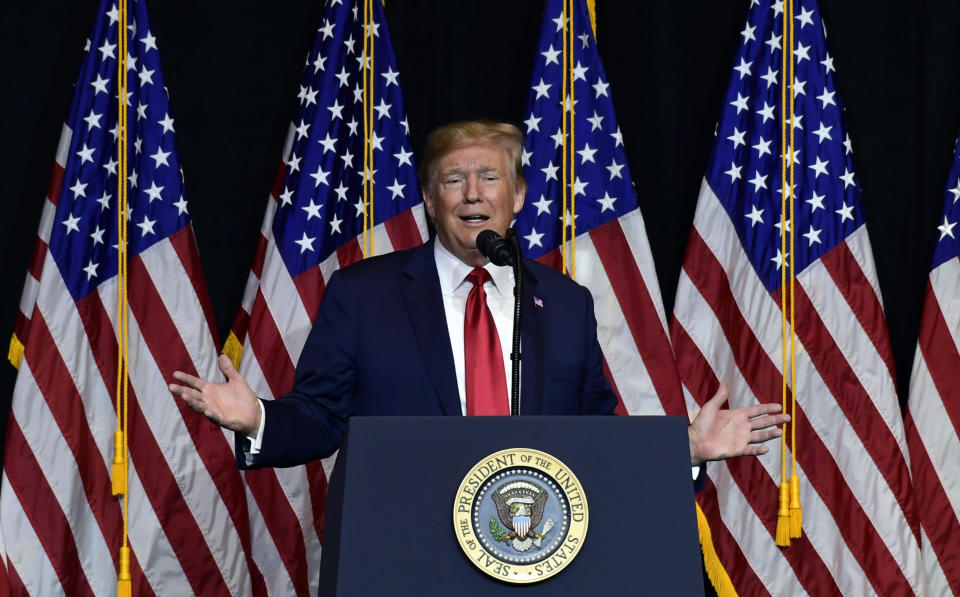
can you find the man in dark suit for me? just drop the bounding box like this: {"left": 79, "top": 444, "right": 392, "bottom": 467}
{"left": 170, "top": 120, "right": 787, "bottom": 469}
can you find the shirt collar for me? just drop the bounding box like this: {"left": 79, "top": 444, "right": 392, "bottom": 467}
{"left": 434, "top": 237, "right": 513, "bottom": 297}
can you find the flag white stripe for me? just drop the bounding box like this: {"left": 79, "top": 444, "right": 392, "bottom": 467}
{"left": 260, "top": 239, "right": 313, "bottom": 362}
{"left": 798, "top": 255, "right": 907, "bottom": 455}
{"left": 618, "top": 208, "right": 670, "bottom": 331}
{"left": 367, "top": 221, "right": 395, "bottom": 257}
{"left": 140, "top": 240, "right": 221, "bottom": 379}
{"left": 0, "top": 474, "right": 66, "bottom": 596}
{"left": 319, "top": 249, "right": 341, "bottom": 286}
{"left": 844, "top": 230, "right": 885, "bottom": 313}
{"left": 919, "top": 527, "right": 952, "bottom": 597}
{"left": 271, "top": 466, "right": 322, "bottom": 595}
{"left": 929, "top": 258, "right": 960, "bottom": 351}
{"left": 55, "top": 124, "right": 72, "bottom": 169}
{"left": 18, "top": 272, "right": 40, "bottom": 319}
{"left": 571, "top": 233, "right": 662, "bottom": 414}
{"left": 125, "top": 454, "right": 195, "bottom": 597}
{"left": 37, "top": 199, "right": 57, "bottom": 247}
{"left": 243, "top": 482, "right": 296, "bottom": 597}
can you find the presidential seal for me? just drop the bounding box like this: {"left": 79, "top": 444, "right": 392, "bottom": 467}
{"left": 453, "top": 448, "right": 588, "bottom": 584}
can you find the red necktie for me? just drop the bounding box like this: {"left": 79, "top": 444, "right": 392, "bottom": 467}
{"left": 464, "top": 268, "right": 509, "bottom": 416}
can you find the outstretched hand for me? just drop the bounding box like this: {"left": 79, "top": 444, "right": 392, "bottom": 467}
{"left": 169, "top": 354, "right": 261, "bottom": 435}
{"left": 688, "top": 382, "right": 790, "bottom": 466}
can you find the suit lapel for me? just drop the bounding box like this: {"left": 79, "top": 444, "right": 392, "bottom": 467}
{"left": 519, "top": 263, "right": 544, "bottom": 415}
{"left": 400, "top": 242, "right": 462, "bottom": 416}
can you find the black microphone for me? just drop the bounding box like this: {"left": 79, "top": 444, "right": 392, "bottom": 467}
{"left": 476, "top": 229, "right": 515, "bottom": 266}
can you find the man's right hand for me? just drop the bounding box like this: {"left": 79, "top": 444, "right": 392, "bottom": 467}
{"left": 169, "top": 354, "right": 261, "bottom": 436}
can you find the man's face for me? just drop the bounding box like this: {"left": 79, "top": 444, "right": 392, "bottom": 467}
{"left": 423, "top": 142, "right": 525, "bottom": 266}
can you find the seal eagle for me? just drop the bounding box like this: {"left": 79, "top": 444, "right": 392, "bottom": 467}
{"left": 492, "top": 481, "right": 549, "bottom": 549}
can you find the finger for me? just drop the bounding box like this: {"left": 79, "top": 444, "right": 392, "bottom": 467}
{"left": 218, "top": 354, "right": 239, "bottom": 382}
{"left": 742, "top": 402, "right": 784, "bottom": 418}
{"left": 749, "top": 428, "right": 783, "bottom": 444}
{"left": 172, "top": 370, "right": 205, "bottom": 391}
{"left": 749, "top": 413, "right": 791, "bottom": 430}
{"left": 169, "top": 383, "right": 204, "bottom": 410}
{"left": 703, "top": 381, "right": 730, "bottom": 412}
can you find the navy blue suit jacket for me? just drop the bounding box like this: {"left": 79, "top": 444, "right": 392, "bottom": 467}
{"left": 241, "top": 241, "right": 617, "bottom": 469}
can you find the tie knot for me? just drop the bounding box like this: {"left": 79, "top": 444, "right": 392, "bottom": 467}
{"left": 467, "top": 267, "right": 491, "bottom": 288}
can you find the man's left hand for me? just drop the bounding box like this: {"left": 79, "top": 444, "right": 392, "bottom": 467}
{"left": 688, "top": 382, "right": 791, "bottom": 466}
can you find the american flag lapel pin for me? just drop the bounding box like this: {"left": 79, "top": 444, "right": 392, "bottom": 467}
{"left": 534, "top": 296, "right": 543, "bottom": 308}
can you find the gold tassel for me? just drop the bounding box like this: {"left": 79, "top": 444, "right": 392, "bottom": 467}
{"left": 8, "top": 334, "right": 24, "bottom": 369}
{"left": 222, "top": 331, "right": 244, "bottom": 370}
{"left": 112, "top": 430, "right": 127, "bottom": 496}
{"left": 696, "top": 503, "right": 739, "bottom": 596}
{"left": 775, "top": 481, "right": 791, "bottom": 546}
{"left": 789, "top": 474, "right": 802, "bottom": 538}
{"left": 117, "top": 546, "right": 132, "bottom": 597}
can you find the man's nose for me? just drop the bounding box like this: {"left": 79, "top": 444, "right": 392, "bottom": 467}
{"left": 464, "top": 175, "right": 482, "bottom": 202}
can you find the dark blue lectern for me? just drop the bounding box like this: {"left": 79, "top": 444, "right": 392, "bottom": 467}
{"left": 318, "top": 416, "right": 705, "bottom": 596}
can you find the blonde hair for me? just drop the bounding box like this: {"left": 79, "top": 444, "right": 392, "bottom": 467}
{"left": 419, "top": 120, "right": 526, "bottom": 192}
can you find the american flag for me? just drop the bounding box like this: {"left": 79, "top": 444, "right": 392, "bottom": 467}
{"left": 670, "top": 0, "right": 926, "bottom": 594}
{"left": 1, "top": 1, "right": 273, "bottom": 595}
{"left": 514, "top": 0, "right": 685, "bottom": 418}
{"left": 905, "top": 133, "right": 960, "bottom": 595}
{"left": 224, "top": 0, "right": 426, "bottom": 592}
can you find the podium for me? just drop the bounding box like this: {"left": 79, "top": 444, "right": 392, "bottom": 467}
{"left": 319, "top": 416, "right": 705, "bottom": 596}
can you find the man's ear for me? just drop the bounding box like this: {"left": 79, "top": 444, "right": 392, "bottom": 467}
{"left": 512, "top": 182, "right": 526, "bottom": 215}
{"left": 422, "top": 187, "right": 435, "bottom": 220}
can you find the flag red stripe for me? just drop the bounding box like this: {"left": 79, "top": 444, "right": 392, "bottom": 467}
{"left": 3, "top": 420, "right": 95, "bottom": 597}
{"left": 384, "top": 208, "right": 422, "bottom": 251}
{"left": 787, "top": 282, "right": 919, "bottom": 540}
{"left": 27, "top": 238, "right": 47, "bottom": 282}
{"left": 7, "top": 559, "right": 25, "bottom": 597}
{"left": 77, "top": 293, "right": 232, "bottom": 597}
{"left": 128, "top": 254, "right": 266, "bottom": 592}
{"left": 46, "top": 162, "right": 65, "bottom": 207}
{"left": 917, "top": 282, "right": 960, "bottom": 437}
{"left": 270, "top": 163, "right": 287, "bottom": 200}
{"left": 697, "top": 478, "right": 772, "bottom": 597}
{"left": 305, "top": 461, "right": 328, "bottom": 542}
{"left": 242, "top": 469, "right": 312, "bottom": 597}
{"left": 293, "top": 265, "right": 326, "bottom": 325}
{"left": 24, "top": 307, "right": 122, "bottom": 559}
{"left": 682, "top": 229, "right": 913, "bottom": 594}
{"left": 337, "top": 237, "right": 364, "bottom": 268}
{"left": 12, "top": 312, "right": 29, "bottom": 351}
{"left": 251, "top": 234, "right": 269, "bottom": 280}
{"left": 819, "top": 241, "right": 897, "bottom": 383}
{"left": 535, "top": 247, "right": 562, "bottom": 271}
{"left": 590, "top": 220, "right": 685, "bottom": 414}
{"left": 671, "top": 315, "right": 843, "bottom": 596}
{"left": 904, "top": 417, "right": 960, "bottom": 595}
{"left": 169, "top": 230, "right": 221, "bottom": 348}
{"left": 248, "top": 289, "right": 297, "bottom": 397}
{"left": 230, "top": 307, "right": 251, "bottom": 345}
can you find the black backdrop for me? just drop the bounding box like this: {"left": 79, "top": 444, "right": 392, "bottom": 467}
{"left": 1, "top": 0, "right": 958, "bottom": 504}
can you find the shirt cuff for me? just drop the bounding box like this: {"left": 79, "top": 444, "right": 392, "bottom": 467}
{"left": 246, "top": 399, "right": 266, "bottom": 455}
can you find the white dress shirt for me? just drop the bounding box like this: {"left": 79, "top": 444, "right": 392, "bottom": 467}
{"left": 434, "top": 239, "right": 517, "bottom": 415}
